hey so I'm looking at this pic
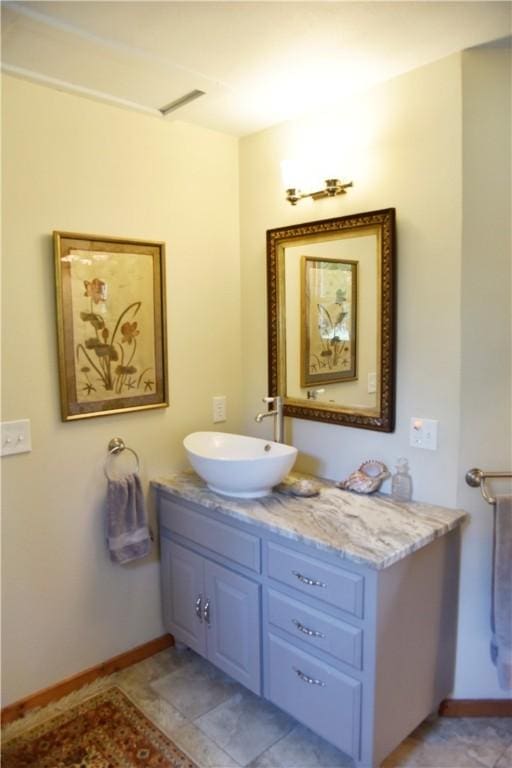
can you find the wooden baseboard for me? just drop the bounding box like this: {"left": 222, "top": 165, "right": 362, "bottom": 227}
{"left": 439, "top": 698, "right": 512, "bottom": 717}
{"left": 1, "top": 633, "right": 174, "bottom": 726}
{"left": 3, "top": 638, "right": 509, "bottom": 726}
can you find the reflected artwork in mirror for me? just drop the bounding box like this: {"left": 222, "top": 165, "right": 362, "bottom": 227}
{"left": 267, "top": 208, "right": 395, "bottom": 432}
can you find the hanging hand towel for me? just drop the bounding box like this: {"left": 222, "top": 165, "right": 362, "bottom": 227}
{"left": 106, "top": 473, "right": 151, "bottom": 565}
{"left": 490, "top": 494, "right": 512, "bottom": 690}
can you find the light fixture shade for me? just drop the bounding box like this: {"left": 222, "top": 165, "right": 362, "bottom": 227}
{"left": 280, "top": 158, "right": 301, "bottom": 191}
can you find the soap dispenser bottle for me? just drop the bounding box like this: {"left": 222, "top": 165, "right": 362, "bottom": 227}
{"left": 391, "top": 457, "right": 412, "bottom": 502}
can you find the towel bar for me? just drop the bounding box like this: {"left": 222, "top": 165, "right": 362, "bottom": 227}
{"left": 465, "top": 468, "right": 512, "bottom": 505}
{"left": 104, "top": 437, "right": 140, "bottom": 480}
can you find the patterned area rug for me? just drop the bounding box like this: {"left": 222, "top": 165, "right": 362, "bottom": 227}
{"left": 1, "top": 687, "right": 197, "bottom": 767}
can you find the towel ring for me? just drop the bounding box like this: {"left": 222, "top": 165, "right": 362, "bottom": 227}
{"left": 104, "top": 437, "right": 140, "bottom": 480}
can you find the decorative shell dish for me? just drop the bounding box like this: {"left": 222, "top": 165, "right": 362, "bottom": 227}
{"left": 338, "top": 460, "right": 389, "bottom": 494}
{"left": 275, "top": 478, "right": 321, "bottom": 497}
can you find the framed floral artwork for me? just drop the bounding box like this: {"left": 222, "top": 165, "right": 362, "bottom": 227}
{"left": 53, "top": 232, "right": 168, "bottom": 421}
{"left": 301, "top": 256, "right": 358, "bottom": 387}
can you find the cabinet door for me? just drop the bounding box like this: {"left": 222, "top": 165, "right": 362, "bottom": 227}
{"left": 162, "top": 540, "right": 206, "bottom": 655}
{"left": 204, "top": 560, "right": 261, "bottom": 694}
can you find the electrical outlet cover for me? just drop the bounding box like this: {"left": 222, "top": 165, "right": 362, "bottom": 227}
{"left": 212, "top": 396, "right": 227, "bottom": 423}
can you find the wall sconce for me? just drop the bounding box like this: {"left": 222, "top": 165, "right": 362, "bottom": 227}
{"left": 285, "top": 178, "right": 353, "bottom": 206}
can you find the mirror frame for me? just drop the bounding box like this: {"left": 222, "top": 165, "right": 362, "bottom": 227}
{"left": 267, "top": 208, "right": 396, "bottom": 432}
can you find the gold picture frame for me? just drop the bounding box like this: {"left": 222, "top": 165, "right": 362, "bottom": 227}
{"left": 301, "top": 256, "right": 357, "bottom": 387}
{"left": 267, "top": 208, "right": 395, "bottom": 432}
{"left": 54, "top": 231, "right": 168, "bottom": 421}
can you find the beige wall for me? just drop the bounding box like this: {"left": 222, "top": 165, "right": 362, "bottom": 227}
{"left": 1, "top": 75, "right": 242, "bottom": 706}
{"left": 240, "top": 49, "right": 511, "bottom": 699}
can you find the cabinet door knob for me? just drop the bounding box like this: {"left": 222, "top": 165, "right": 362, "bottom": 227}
{"left": 292, "top": 619, "right": 325, "bottom": 638}
{"left": 293, "top": 667, "right": 326, "bottom": 687}
{"left": 203, "top": 598, "right": 211, "bottom": 625}
{"left": 195, "top": 594, "right": 203, "bottom": 622}
{"left": 292, "top": 570, "right": 327, "bottom": 588}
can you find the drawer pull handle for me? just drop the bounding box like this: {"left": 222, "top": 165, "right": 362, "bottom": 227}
{"left": 292, "top": 570, "right": 327, "bottom": 588}
{"left": 293, "top": 667, "right": 326, "bottom": 687}
{"left": 203, "top": 598, "right": 211, "bottom": 626}
{"left": 195, "top": 594, "right": 203, "bottom": 623}
{"left": 292, "top": 619, "right": 325, "bottom": 638}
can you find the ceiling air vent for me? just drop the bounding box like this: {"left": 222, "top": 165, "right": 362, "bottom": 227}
{"left": 159, "top": 89, "right": 206, "bottom": 116}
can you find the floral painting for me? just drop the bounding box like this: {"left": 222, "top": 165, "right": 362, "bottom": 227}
{"left": 54, "top": 233, "right": 168, "bottom": 420}
{"left": 301, "top": 256, "right": 357, "bottom": 387}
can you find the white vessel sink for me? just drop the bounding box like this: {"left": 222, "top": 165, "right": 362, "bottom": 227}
{"left": 183, "top": 431, "right": 298, "bottom": 498}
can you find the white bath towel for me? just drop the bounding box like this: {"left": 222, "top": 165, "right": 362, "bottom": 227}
{"left": 490, "top": 494, "right": 512, "bottom": 690}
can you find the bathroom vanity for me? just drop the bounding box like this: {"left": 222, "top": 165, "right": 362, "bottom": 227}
{"left": 152, "top": 472, "right": 466, "bottom": 768}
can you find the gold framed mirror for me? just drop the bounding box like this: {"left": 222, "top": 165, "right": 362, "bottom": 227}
{"left": 267, "top": 208, "right": 395, "bottom": 432}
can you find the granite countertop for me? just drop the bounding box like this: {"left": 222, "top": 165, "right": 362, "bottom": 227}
{"left": 151, "top": 471, "right": 467, "bottom": 570}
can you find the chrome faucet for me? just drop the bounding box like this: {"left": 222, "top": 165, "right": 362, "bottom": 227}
{"left": 255, "top": 396, "right": 284, "bottom": 443}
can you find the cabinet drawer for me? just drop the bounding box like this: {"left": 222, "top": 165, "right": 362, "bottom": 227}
{"left": 267, "top": 589, "right": 362, "bottom": 669}
{"left": 266, "top": 542, "right": 364, "bottom": 618}
{"left": 160, "top": 497, "right": 261, "bottom": 573}
{"left": 267, "top": 633, "right": 361, "bottom": 758}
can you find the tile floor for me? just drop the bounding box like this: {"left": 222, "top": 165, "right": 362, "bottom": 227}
{"left": 107, "top": 646, "right": 512, "bottom": 768}
{"left": 6, "top": 646, "right": 511, "bottom": 768}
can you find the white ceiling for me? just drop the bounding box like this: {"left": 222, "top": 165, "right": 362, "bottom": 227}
{"left": 2, "top": 1, "right": 511, "bottom": 136}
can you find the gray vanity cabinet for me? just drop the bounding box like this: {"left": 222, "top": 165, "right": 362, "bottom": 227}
{"left": 160, "top": 532, "right": 261, "bottom": 694}
{"left": 157, "top": 486, "right": 461, "bottom": 768}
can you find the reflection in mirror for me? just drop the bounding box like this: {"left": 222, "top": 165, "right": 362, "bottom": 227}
{"left": 267, "top": 209, "right": 395, "bottom": 432}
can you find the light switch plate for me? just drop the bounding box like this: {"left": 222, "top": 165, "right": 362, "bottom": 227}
{"left": 410, "top": 417, "right": 438, "bottom": 450}
{"left": 1, "top": 419, "right": 32, "bottom": 456}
